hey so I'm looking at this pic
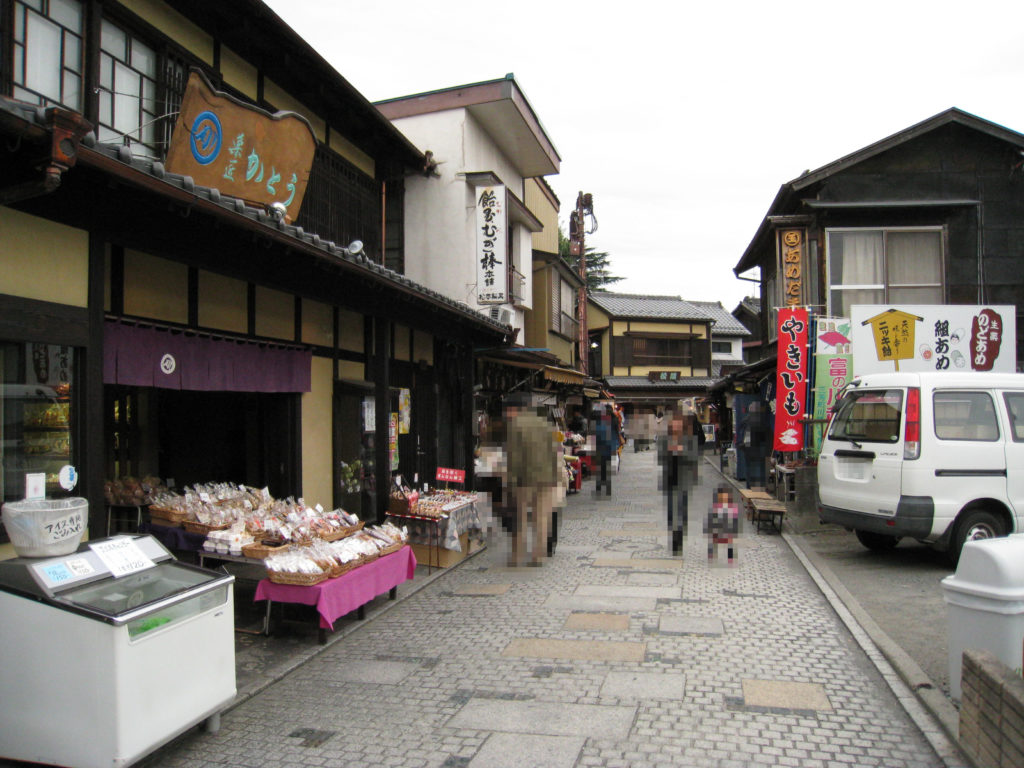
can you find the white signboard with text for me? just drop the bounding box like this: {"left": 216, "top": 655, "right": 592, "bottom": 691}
{"left": 849, "top": 305, "right": 1016, "bottom": 376}
{"left": 475, "top": 185, "right": 507, "bottom": 304}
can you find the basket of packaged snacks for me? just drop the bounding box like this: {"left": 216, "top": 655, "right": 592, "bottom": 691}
{"left": 364, "top": 522, "right": 408, "bottom": 556}
{"left": 264, "top": 548, "right": 331, "bottom": 585}
{"left": 183, "top": 519, "right": 231, "bottom": 535}
{"left": 241, "top": 540, "right": 291, "bottom": 559}
{"left": 318, "top": 521, "right": 363, "bottom": 541}
{"left": 148, "top": 506, "right": 189, "bottom": 526}
{"left": 266, "top": 568, "right": 329, "bottom": 586}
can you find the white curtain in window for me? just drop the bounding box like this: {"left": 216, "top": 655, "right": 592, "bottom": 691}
{"left": 24, "top": 13, "right": 61, "bottom": 102}
{"left": 838, "top": 231, "right": 883, "bottom": 286}
{"left": 887, "top": 231, "right": 941, "bottom": 286}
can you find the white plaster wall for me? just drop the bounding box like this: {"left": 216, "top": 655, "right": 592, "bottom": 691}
{"left": 391, "top": 109, "right": 530, "bottom": 337}
{"left": 712, "top": 336, "right": 744, "bottom": 361}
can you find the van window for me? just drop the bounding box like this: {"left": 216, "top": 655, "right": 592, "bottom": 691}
{"left": 828, "top": 389, "right": 902, "bottom": 443}
{"left": 933, "top": 391, "right": 999, "bottom": 441}
{"left": 1004, "top": 393, "right": 1024, "bottom": 442}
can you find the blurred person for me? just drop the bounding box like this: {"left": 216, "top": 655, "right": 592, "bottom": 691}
{"left": 657, "top": 402, "right": 702, "bottom": 556}
{"left": 504, "top": 393, "right": 562, "bottom": 566}
{"left": 705, "top": 484, "right": 740, "bottom": 565}
{"left": 592, "top": 403, "right": 618, "bottom": 497}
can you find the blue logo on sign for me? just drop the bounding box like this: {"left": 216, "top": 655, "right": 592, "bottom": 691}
{"left": 189, "top": 111, "right": 222, "bottom": 166}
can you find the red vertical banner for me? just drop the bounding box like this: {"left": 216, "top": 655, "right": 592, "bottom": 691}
{"left": 774, "top": 307, "right": 809, "bottom": 451}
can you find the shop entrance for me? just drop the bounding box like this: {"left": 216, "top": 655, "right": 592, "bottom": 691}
{"left": 106, "top": 387, "right": 298, "bottom": 497}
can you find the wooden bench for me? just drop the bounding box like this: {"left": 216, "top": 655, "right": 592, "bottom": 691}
{"left": 751, "top": 498, "right": 787, "bottom": 534}
{"left": 739, "top": 488, "right": 774, "bottom": 522}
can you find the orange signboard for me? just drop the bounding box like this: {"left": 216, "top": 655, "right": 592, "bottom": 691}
{"left": 779, "top": 229, "right": 804, "bottom": 307}
{"left": 165, "top": 69, "right": 316, "bottom": 221}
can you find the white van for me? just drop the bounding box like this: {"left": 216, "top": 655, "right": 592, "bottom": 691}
{"left": 817, "top": 371, "right": 1024, "bottom": 563}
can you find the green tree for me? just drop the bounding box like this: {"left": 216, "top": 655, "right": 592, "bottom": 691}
{"left": 558, "top": 229, "right": 623, "bottom": 292}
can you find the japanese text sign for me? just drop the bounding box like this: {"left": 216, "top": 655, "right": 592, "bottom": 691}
{"left": 774, "top": 307, "right": 809, "bottom": 451}
{"left": 849, "top": 305, "right": 1016, "bottom": 376}
{"left": 476, "top": 185, "right": 507, "bottom": 304}
{"left": 778, "top": 229, "right": 805, "bottom": 307}
{"left": 166, "top": 69, "right": 317, "bottom": 222}
{"left": 435, "top": 467, "right": 465, "bottom": 484}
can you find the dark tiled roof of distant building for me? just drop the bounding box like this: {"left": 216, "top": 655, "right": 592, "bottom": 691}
{"left": 589, "top": 292, "right": 712, "bottom": 321}
{"left": 689, "top": 301, "right": 751, "bottom": 336}
{"left": 605, "top": 375, "right": 716, "bottom": 390}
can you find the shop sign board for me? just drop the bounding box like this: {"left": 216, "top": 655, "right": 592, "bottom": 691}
{"left": 850, "top": 305, "right": 1016, "bottom": 376}
{"left": 811, "top": 317, "right": 852, "bottom": 453}
{"left": 389, "top": 413, "right": 399, "bottom": 471}
{"left": 165, "top": 69, "right": 317, "bottom": 221}
{"left": 476, "top": 185, "right": 507, "bottom": 304}
{"left": 774, "top": 307, "right": 809, "bottom": 452}
{"left": 778, "top": 229, "right": 805, "bottom": 307}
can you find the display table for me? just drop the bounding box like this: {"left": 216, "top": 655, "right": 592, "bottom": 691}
{"left": 387, "top": 496, "right": 481, "bottom": 551}
{"left": 138, "top": 521, "right": 206, "bottom": 552}
{"left": 254, "top": 546, "right": 416, "bottom": 643}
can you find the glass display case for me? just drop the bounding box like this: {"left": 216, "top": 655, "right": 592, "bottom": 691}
{"left": 1, "top": 343, "right": 78, "bottom": 540}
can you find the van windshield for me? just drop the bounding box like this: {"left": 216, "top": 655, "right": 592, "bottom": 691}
{"left": 828, "top": 389, "right": 903, "bottom": 443}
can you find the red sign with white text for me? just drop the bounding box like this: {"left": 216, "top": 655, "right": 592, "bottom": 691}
{"left": 435, "top": 467, "right": 465, "bottom": 484}
{"left": 774, "top": 307, "right": 809, "bottom": 451}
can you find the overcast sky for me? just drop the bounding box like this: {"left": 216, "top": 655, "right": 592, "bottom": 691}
{"left": 263, "top": 0, "right": 1024, "bottom": 312}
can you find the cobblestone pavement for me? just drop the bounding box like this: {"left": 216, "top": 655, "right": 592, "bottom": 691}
{"left": 139, "top": 449, "right": 967, "bottom": 768}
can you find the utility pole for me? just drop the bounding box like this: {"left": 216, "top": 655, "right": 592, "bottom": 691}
{"left": 570, "top": 192, "right": 595, "bottom": 376}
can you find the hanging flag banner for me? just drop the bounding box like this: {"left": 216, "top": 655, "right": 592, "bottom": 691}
{"left": 166, "top": 69, "right": 317, "bottom": 221}
{"left": 475, "top": 185, "right": 507, "bottom": 304}
{"left": 811, "top": 316, "right": 852, "bottom": 453}
{"left": 774, "top": 307, "right": 809, "bottom": 451}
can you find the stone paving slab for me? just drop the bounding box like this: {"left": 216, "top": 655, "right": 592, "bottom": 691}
{"left": 469, "top": 733, "right": 585, "bottom": 768}
{"left": 326, "top": 659, "right": 420, "bottom": 684}
{"left": 742, "top": 678, "right": 834, "bottom": 711}
{"left": 542, "top": 594, "right": 657, "bottom": 612}
{"left": 502, "top": 637, "right": 646, "bottom": 662}
{"left": 563, "top": 612, "right": 630, "bottom": 631}
{"left": 600, "top": 670, "right": 686, "bottom": 700}
{"left": 447, "top": 698, "right": 637, "bottom": 739}
{"left": 452, "top": 583, "right": 511, "bottom": 595}
{"left": 590, "top": 557, "right": 683, "bottom": 569}
{"left": 574, "top": 584, "right": 680, "bottom": 599}
{"left": 659, "top": 615, "right": 725, "bottom": 636}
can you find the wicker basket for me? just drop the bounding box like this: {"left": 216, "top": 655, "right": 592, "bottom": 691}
{"left": 149, "top": 506, "right": 189, "bottom": 527}
{"left": 266, "top": 569, "right": 329, "bottom": 586}
{"left": 241, "top": 541, "right": 291, "bottom": 559}
{"left": 183, "top": 520, "right": 231, "bottom": 535}
{"left": 318, "top": 521, "right": 364, "bottom": 542}
{"left": 377, "top": 541, "right": 405, "bottom": 557}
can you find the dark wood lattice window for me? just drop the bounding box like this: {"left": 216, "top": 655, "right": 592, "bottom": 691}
{"left": 296, "top": 145, "right": 382, "bottom": 262}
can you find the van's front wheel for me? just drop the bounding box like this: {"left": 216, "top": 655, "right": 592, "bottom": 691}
{"left": 855, "top": 530, "right": 901, "bottom": 550}
{"left": 951, "top": 509, "right": 1006, "bottom": 565}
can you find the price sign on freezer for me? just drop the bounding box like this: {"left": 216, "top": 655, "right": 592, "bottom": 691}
{"left": 89, "top": 537, "right": 154, "bottom": 578}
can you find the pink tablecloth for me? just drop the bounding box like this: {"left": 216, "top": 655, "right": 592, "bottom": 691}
{"left": 254, "top": 546, "right": 417, "bottom": 630}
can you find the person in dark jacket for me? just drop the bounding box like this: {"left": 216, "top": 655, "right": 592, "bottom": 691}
{"left": 592, "top": 404, "right": 618, "bottom": 497}
{"left": 657, "top": 403, "right": 702, "bottom": 555}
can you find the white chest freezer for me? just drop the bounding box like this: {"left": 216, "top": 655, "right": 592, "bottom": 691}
{"left": 0, "top": 534, "right": 236, "bottom": 768}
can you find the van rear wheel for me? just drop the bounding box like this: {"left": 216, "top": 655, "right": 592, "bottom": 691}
{"left": 951, "top": 509, "right": 1006, "bottom": 565}
{"left": 855, "top": 530, "right": 901, "bottom": 550}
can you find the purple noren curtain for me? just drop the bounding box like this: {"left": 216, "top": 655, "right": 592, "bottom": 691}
{"left": 103, "top": 321, "right": 312, "bottom": 393}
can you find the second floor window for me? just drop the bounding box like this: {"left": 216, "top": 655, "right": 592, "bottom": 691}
{"left": 827, "top": 228, "right": 943, "bottom": 317}
{"left": 97, "top": 19, "right": 158, "bottom": 155}
{"left": 11, "top": 0, "right": 84, "bottom": 110}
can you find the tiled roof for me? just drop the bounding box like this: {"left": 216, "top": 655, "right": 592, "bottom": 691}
{"left": 589, "top": 293, "right": 712, "bottom": 321}
{"left": 689, "top": 301, "right": 751, "bottom": 336}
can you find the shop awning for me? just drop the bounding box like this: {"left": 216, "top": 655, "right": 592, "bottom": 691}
{"left": 479, "top": 355, "right": 584, "bottom": 386}
{"left": 103, "top": 320, "right": 311, "bottom": 393}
